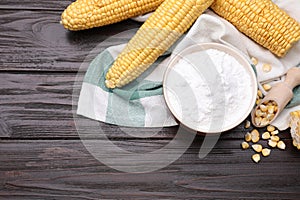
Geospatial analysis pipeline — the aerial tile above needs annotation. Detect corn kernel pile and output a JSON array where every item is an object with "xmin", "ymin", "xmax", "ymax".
[
  {"xmin": 243, "ymin": 57, "xmax": 299, "ymax": 162},
  {"xmin": 254, "ymin": 100, "xmax": 278, "ymax": 126},
  {"xmin": 251, "ymin": 58, "xmax": 278, "ymax": 127},
  {"xmin": 241, "ymin": 121, "xmax": 286, "ymax": 163}
]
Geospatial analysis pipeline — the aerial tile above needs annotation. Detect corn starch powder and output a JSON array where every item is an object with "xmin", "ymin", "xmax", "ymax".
[{"xmin": 165, "ymin": 48, "xmax": 254, "ymax": 132}]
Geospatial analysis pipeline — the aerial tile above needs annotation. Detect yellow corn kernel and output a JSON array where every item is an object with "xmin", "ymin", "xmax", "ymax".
[
  {"xmin": 252, "ymin": 153, "xmax": 261, "ymax": 163},
  {"xmin": 241, "ymin": 141, "xmax": 250, "ymax": 149},
  {"xmin": 257, "ymin": 90, "xmax": 263, "ymax": 99},
  {"xmin": 262, "ymin": 132, "xmax": 271, "ymax": 140},
  {"xmin": 267, "ymin": 125, "xmax": 275, "ymax": 132},
  {"xmin": 105, "ymin": 0, "xmax": 214, "ymax": 88},
  {"xmin": 260, "ymin": 118, "xmax": 269, "ymax": 127},
  {"xmin": 268, "ymin": 139, "xmax": 277, "ymax": 148},
  {"xmin": 244, "ymin": 120, "xmax": 251, "ymax": 129},
  {"xmin": 61, "ymin": 0, "xmax": 165, "ymax": 31},
  {"xmin": 251, "ymin": 129, "xmax": 260, "ymax": 143},
  {"xmin": 254, "ymin": 117, "xmax": 262, "ymax": 126},
  {"xmin": 262, "ymin": 148, "xmax": 271, "ymax": 157},
  {"xmin": 211, "ymin": 0, "xmax": 300, "ymax": 57},
  {"xmin": 252, "ymin": 144, "xmax": 263, "ymax": 153},
  {"xmin": 270, "ymin": 135, "xmax": 280, "ymax": 142},
  {"xmin": 271, "ymin": 130, "xmax": 279, "ymax": 135},
  {"xmin": 251, "ymin": 57, "xmax": 258, "ymax": 65},
  {"xmin": 256, "ymin": 99, "xmax": 262, "ymax": 105},
  {"xmin": 277, "ymin": 141, "xmax": 286, "ymax": 150},
  {"xmin": 263, "ymin": 84, "xmax": 272, "ymax": 91},
  {"xmin": 262, "ymin": 63, "xmax": 272, "ymax": 73},
  {"xmin": 245, "ymin": 132, "xmax": 252, "ymax": 142},
  {"xmin": 259, "ymin": 105, "xmax": 267, "ymax": 112}
]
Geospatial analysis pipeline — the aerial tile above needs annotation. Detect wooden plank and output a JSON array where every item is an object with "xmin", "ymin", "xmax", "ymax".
[
  {"xmin": 0, "ymin": 10, "xmax": 140, "ymax": 72},
  {"xmin": 0, "ymin": 72, "xmax": 179, "ymax": 138},
  {"xmin": 0, "ymin": 72, "xmax": 292, "ymax": 139},
  {"xmin": 0, "ymin": 0, "xmax": 71, "ymax": 11},
  {"xmin": 0, "ymin": 140, "xmax": 299, "ymax": 199},
  {"xmin": 0, "ymin": 73, "xmax": 74, "ymax": 138},
  {"xmin": 0, "ymin": 72, "xmax": 246, "ymax": 139}
]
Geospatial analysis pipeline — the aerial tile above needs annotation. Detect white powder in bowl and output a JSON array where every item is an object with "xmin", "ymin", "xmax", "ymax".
[{"xmin": 164, "ymin": 48, "xmax": 255, "ymax": 132}]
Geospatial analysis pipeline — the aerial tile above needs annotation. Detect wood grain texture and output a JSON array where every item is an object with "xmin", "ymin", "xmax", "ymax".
[
  {"xmin": 1, "ymin": 1, "xmax": 300, "ymax": 199},
  {"xmin": 0, "ymin": 72, "xmax": 282, "ymax": 140},
  {"xmin": 0, "ymin": 0, "xmax": 71, "ymax": 10},
  {"xmin": 1, "ymin": 140, "xmax": 299, "ymax": 200},
  {"xmin": 0, "ymin": 9, "xmax": 140, "ymax": 72}
]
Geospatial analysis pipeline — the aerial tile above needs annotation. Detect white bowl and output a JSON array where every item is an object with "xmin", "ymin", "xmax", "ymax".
[{"xmin": 163, "ymin": 43, "xmax": 257, "ymax": 133}]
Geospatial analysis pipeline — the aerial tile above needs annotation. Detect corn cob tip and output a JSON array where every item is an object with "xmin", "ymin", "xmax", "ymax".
[
  {"xmin": 105, "ymin": 80, "xmax": 115, "ymax": 89},
  {"xmin": 61, "ymin": 0, "xmax": 164, "ymax": 31}
]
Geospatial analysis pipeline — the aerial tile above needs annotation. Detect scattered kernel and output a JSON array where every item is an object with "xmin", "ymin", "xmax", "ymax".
[
  {"xmin": 277, "ymin": 141, "xmax": 286, "ymax": 150},
  {"xmin": 252, "ymin": 153, "xmax": 261, "ymax": 163},
  {"xmin": 241, "ymin": 142, "xmax": 250, "ymax": 149},
  {"xmin": 268, "ymin": 139, "xmax": 277, "ymax": 148},
  {"xmin": 252, "ymin": 144, "xmax": 263, "ymax": 153},
  {"xmin": 251, "ymin": 129, "xmax": 260, "ymax": 143},
  {"xmin": 262, "ymin": 63, "xmax": 272, "ymax": 73},
  {"xmin": 256, "ymin": 99, "xmax": 262, "ymax": 105},
  {"xmin": 270, "ymin": 135, "xmax": 280, "ymax": 142},
  {"xmin": 263, "ymin": 83, "xmax": 272, "ymax": 91},
  {"xmin": 244, "ymin": 120, "xmax": 251, "ymax": 129},
  {"xmin": 251, "ymin": 57, "xmax": 258, "ymax": 65},
  {"xmin": 262, "ymin": 132, "xmax": 271, "ymax": 140},
  {"xmin": 267, "ymin": 125, "xmax": 275, "ymax": 132},
  {"xmin": 271, "ymin": 130, "xmax": 279, "ymax": 135},
  {"xmin": 245, "ymin": 132, "xmax": 252, "ymax": 142},
  {"xmin": 262, "ymin": 148, "xmax": 271, "ymax": 157},
  {"xmin": 257, "ymin": 90, "xmax": 263, "ymax": 98}
]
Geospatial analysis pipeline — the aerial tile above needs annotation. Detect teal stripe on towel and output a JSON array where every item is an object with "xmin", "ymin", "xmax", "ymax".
[
  {"xmin": 106, "ymin": 92, "xmax": 146, "ymax": 127},
  {"xmin": 83, "ymin": 48, "xmax": 165, "ymax": 127},
  {"xmin": 83, "ymin": 50, "xmax": 112, "ymax": 93}
]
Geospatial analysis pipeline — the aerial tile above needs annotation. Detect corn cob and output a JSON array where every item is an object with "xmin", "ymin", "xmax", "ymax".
[
  {"xmin": 105, "ymin": 0, "xmax": 214, "ymax": 88},
  {"xmin": 210, "ymin": 0, "xmax": 300, "ymax": 57},
  {"xmin": 61, "ymin": 0, "xmax": 164, "ymax": 31},
  {"xmin": 290, "ymin": 110, "xmax": 300, "ymax": 150}
]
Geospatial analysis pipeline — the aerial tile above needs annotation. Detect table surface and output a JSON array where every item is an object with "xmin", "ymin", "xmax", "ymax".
[{"xmin": 1, "ymin": 1, "xmax": 300, "ymax": 199}]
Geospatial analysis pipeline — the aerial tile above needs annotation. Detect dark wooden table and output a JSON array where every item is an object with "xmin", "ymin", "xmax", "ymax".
[{"xmin": 1, "ymin": 1, "xmax": 300, "ymax": 199}]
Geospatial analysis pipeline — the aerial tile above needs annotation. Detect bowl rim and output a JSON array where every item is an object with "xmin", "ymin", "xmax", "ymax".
[{"xmin": 162, "ymin": 42, "xmax": 257, "ymax": 133}]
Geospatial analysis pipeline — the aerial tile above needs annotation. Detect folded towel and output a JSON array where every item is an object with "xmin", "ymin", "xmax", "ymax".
[{"xmin": 77, "ymin": 0, "xmax": 300, "ymax": 131}]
